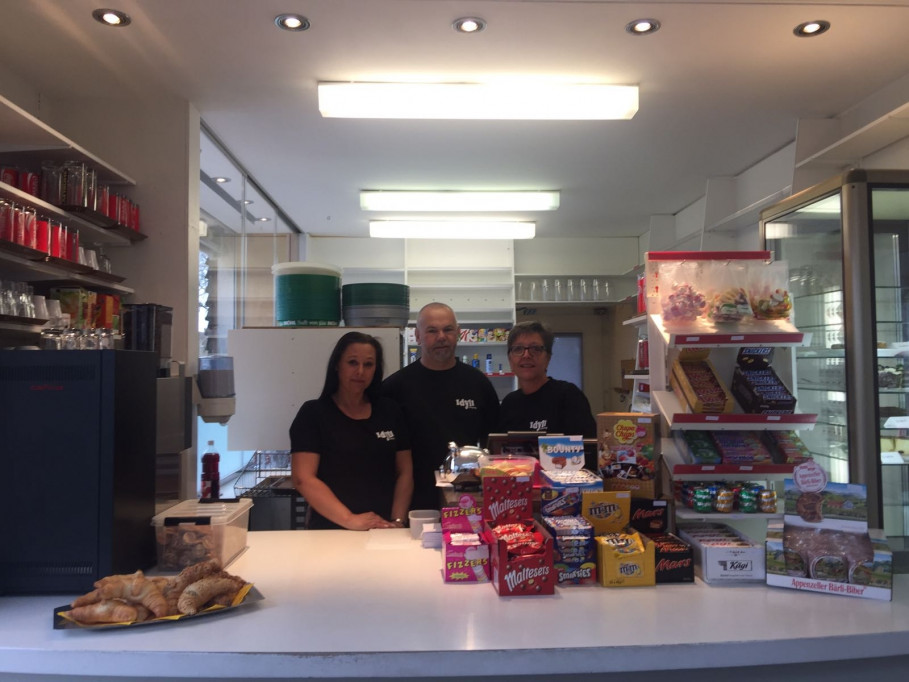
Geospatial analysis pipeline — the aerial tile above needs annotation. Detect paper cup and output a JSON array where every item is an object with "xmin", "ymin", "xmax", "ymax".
[{"xmin": 408, "ymin": 510, "xmax": 441, "ymax": 539}]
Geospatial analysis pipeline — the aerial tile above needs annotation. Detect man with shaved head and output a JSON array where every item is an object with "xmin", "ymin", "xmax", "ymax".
[{"xmin": 383, "ymin": 302, "xmax": 499, "ymax": 510}]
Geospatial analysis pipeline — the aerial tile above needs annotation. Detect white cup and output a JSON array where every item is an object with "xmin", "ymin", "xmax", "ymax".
[{"xmin": 408, "ymin": 509, "xmax": 441, "ymax": 539}]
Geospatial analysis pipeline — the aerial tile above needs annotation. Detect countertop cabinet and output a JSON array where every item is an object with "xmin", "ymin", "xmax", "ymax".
[{"xmin": 0, "ymin": 94, "xmax": 143, "ymax": 343}]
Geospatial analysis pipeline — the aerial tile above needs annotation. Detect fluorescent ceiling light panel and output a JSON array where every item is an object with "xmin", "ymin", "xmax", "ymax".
[
  {"xmin": 360, "ymin": 190, "xmax": 560, "ymax": 212},
  {"xmin": 370, "ymin": 220, "xmax": 535, "ymax": 239},
  {"xmin": 319, "ymin": 82, "xmax": 638, "ymax": 120}
]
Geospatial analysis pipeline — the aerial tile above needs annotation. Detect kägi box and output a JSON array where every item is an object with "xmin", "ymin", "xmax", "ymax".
[
  {"xmin": 596, "ymin": 412, "xmax": 660, "ymax": 499},
  {"xmin": 151, "ymin": 498, "xmax": 252, "ymax": 571},
  {"xmin": 678, "ymin": 523, "xmax": 765, "ymax": 583},
  {"xmin": 486, "ymin": 519, "xmax": 555, "ymax": 596}
]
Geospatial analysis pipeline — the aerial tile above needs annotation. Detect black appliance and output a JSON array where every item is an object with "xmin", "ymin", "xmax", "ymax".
[{"xmin": 0, "ymin": 350, "xmax": 157, "ymax": 594}]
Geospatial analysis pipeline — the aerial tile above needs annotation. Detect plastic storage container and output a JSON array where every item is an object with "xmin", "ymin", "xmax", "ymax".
[
  {"xmin": 272, "ymin": 261, "xmax": 341, "ymax": 327},
  {"xmin": 151, "ymin": 498, "xmax": 252, "ymax": 571}
]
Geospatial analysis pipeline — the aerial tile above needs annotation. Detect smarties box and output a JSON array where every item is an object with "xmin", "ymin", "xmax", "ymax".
[{"xmin": 596, "ymin": 412, "xmax": 660, "ymax": 499}]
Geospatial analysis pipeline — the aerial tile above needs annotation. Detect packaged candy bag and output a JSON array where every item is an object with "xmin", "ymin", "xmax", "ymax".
[
  {"xmin": 748, "ymin": 260, "xmax": 792, "ymax": 320},
  {"xmin": 658, "ymin": 261, "xmax": 706, "ymax": 327},
  {"xmin": 704, "ymin": 260, "xmax": 752, "ymax": 323}
]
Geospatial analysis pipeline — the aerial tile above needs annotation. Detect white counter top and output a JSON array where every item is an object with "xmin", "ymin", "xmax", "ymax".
[{"xmin": 2, "ymin": 529, "xmax": 909, "ymax": 680}]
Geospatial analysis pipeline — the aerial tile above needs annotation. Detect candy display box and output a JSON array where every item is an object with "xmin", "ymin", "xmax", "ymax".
[
  {"xmin": 482, "ymin": 475, "xmax": 533, "ymax": 526},
  {"xmin": 670, "ymin": 349, "xmax": 734, "ymax": 414},
  {"xmin": 596, "ymin": 530, "xmax": 655, "ymax": 587},
  {"xmin": 152, "ymin": 498, "xmax": 252, "ymax": 571},
  {"xmin": 596, "ymin": 412, "xmax": 660, "ymax": 499},
  {"xmin": 628, "ymin": 497, "xmax": 670, "ymax": 534},
  {"xmin": 649, "ymin": 532, "xmax": 694, "ymax": 583},
  {"xmin": 544, "ymin": 516, "xmax": 597, "ymax": 587},
  {"xmin": 441, "ymin": 493, "xmax": 484, "ymax": 534},
  {"xmin": 539, "ymin": 468, "xmax": 603, "ymax": 517},
  {"xmin": 581, "ymin": 490, "xmax": 631, "ymax": 536},
  {"xmin": 678, "ymin": 523, "xmax": 765, "ymax": 584},
  {"xmin": 442, "ymin": 532, "xmax": 490, "ymax": 583},
  {"xmin": 486, "ymin": 519, "xmax": 556, "ymax": 596}
]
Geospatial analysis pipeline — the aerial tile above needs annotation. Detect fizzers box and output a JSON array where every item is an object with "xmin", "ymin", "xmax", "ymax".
[{"xmin": 442, "ymin": 531, "xmax": 490, "ymax": 583}]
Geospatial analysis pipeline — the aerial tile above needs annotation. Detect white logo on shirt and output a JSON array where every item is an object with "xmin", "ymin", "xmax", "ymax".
[
  {"xmin": 455, "ymin": 398, "xmax": 477, "ymax": 410},
  {"xmin": 375, "ymin": 430, "xmax": 395, "ymax": 441},
  {"xmin": 529, "ymin": 420, "xmax": 547, "ymax": 431}
]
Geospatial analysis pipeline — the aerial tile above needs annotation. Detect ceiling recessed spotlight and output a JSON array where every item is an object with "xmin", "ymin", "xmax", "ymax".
[
  {"xmin": 794, "ymin": 20, "xmax": 830, "ymax": 37},
  {"xmin": 625, "ymin": 18, "xmax": 660, "ymax": 35},
  {"xmin": 243, "ymin": 199, "xmax": 254, "ymax": 205},
  {"xmin": 256, "ymin": 217, "xmax": 271, "ymax": 222},
  {"xmin": 275, "ymin": 13, "xmax": 310, "ymax": 31},
  {"xmin": 92, "ymin": 8, "xmax": 131, "ymax": 27},
  {"xmin": 213, "ymin": 177, "xmax": 230, "ymax": 184},
  {"xmin": 453, "ymin": 17, "xmax": 486, "ymax": 33}
]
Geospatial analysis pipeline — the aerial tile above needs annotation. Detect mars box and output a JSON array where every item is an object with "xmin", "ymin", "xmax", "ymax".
[
  {"xmin": 628, "ymin": 497, "xmax": 670, "ymax": 534},
  {"xmin": 596, "ymin": 412, "xmax": 660, "ymax": 498},
  {"xmin": 649, "ymin": 532, "xmax": 694, "ymax": 583}
]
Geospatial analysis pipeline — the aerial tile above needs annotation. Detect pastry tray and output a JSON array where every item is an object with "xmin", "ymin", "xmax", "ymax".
[{"xmin": 53, "ymin": 584, "xmax": 261, "ymax": 630}]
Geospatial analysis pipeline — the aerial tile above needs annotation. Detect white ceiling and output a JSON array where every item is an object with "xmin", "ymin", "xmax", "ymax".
[{"xmin": 3, "ymin": 0, "xmax": 909, "ymax": 241}]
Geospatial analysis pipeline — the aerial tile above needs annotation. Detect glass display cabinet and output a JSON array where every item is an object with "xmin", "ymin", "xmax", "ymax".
[{"xmin": 761, "ymin": 169, "xmax": 909, "ymax": 565}]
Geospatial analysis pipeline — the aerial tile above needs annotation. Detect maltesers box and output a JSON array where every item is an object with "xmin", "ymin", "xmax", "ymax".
[
  {"xmin": 596, "ymin": 530, "xmax": 655, "ymax": 587},
  {"xmin": 151, "ymin": 498, "xmax": 252, "ymax": 571},
  {"xmin": 678, "ymin": 523, "xmax": 765, "ymax": 584},
  {"xmin": 628, "ymin": 497, "xmax": 670, "ymax": 534},
  {"xmin": 596, "ymin": 412, "xmax": 660, "ymax": 499},
  {"xmin": 539, "ymin": 468, "xmax": 603, "ymax": 517},
  {"xmin": 649, "ymin": 532, "xmax": 694, "ymax": 583},
  {"xmin": 482, "ymin": 475, "xmax": 533, "ymax": 525},
  {"xmin": 442, "ymin": 532, "xmax": 490, "ymax": 583},
  {"xmin": 581, "ymin": 490, "xmax": 631, "ymax": 536},
  {"xmin": 486, "ymin": 519, "xmax": 555, "ymax": 596}
]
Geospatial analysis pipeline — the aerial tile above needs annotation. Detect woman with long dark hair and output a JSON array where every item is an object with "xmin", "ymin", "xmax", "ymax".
[{"xmin": 290, "ymin": 332, "xmax": 413, "ymax": 530}]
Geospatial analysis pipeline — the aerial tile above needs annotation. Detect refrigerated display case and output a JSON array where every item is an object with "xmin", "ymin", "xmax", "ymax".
[{"xmin": 761, "ymin": 170, "xmax": 909, "ymax": 560}]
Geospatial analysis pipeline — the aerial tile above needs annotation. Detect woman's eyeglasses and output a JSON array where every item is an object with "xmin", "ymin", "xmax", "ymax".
[{"xmin": 508, "ymin": 344, "xmax": 547, "ymax": 357}]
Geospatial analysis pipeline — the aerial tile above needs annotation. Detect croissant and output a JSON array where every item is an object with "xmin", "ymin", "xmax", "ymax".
[
  {"xmin": 94, "ymin": 570, "xmax": 169, "ymax": 618},
  {"xmin": 177, "ymin": 577, "xmax": 238, "ymax": 615},
  {"xmin": 63, "ymin": 599, "xmax": 139, "ymax": 624}
]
